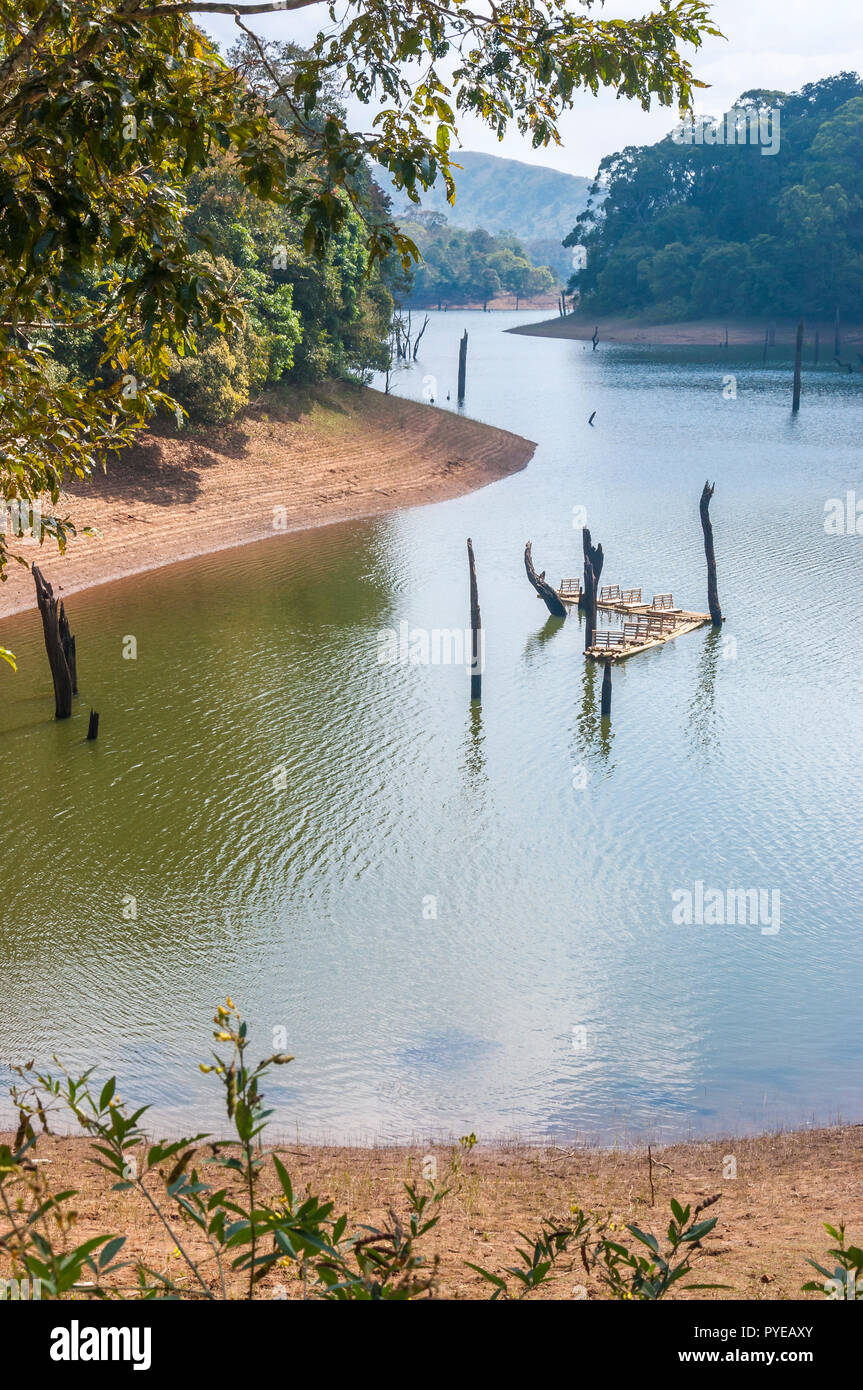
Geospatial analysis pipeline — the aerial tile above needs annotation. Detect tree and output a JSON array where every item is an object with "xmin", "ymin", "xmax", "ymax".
[
  {"xmin": 566, "ymin": 71, "xmax": 863, "ymax": 325},
  {"xmin": 0, "ymin": 0, "xmax": 718, "ymax": 633}
]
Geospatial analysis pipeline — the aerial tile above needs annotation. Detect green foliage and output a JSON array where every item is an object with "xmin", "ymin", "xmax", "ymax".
[
  {"xmin": 803, "ymin": 1224, "xmax": 863, "ymax": 1300},
  {"xmin": 587, "ymin": 1196, "xmax": 726, "ymax": 1299},
  {"xmin": 568, "ymin": 72, "xmax": 863, "ymax": 321},
  {"xmin": 5, "ymin": 1001, "xmax": 450, "ymax": 1300},
  {"xmin": 402, "ymin": 216, "xmax": 556, "ymax": 306},
  {"xmin": 0, "ymin": 2, "xmax": 284, "ymax": 586},
  {"xmin": 0, "ymin": 0, "xmax": 716, "ymax": 599},
  {"xmin": 468, "ymin": 1213, "xmax": 591, "ymax": 1299},
  {"xmin": 171, "ymin": 337, "xmax": 251, "ymax": 425}
]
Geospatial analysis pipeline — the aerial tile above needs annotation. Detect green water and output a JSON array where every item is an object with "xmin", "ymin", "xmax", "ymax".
[{"xmin": 2, "ymin": 310, "xmax": 862, "ymax": 1143}]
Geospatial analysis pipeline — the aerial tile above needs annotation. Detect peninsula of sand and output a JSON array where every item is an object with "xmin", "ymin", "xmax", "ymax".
[
  {"xmin": 509, "ymin": 313, "xmax": 863, "ymax": 350},
  {"xmin": 0, "ymin": 384, "xmax": 535, "ymax": 620}
]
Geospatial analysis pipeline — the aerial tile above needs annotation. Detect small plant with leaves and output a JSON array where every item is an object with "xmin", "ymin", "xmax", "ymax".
[
  {"xmin": 590, "ymin": 1196, "xmax": 726, "ymax": 1300},
  {"xmin": 5, "ymin": 1001, "xmax": 448, "ymax": 1300},
  {"xmin": 803, "ymin": 1224, "xmax": 863, "ymax": 1300},
  {"xmin": 314, "ymin": 1181, "xmax": 449, "ymax": 1300},
  {"xmin": 0, "ymin": 1128, "xmax": 130, "ymax": 1299},
  {"xmin": 468, "ymin": 1211, "xmax": 593, "ymax": 1300}
]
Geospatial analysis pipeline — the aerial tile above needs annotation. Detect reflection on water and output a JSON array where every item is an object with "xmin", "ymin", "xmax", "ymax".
[
  {"xmin": 688, "ymin": 625, "xmax": 723, "ymax": 759},
  {"xmin": 462, "ymin": 702, "xmax": 487, "ymax": 790},
  {"xmin": 1, "ymin": 310, "xmax": 862, "ymax": 1144}
]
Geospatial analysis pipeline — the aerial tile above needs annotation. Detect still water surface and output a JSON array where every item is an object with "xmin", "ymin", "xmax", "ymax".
[{"xmin": 2, "ymin": 310, "xmax": 862, "ymax": 1142}]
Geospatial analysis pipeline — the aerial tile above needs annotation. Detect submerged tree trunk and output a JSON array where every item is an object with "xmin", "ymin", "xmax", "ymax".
[
  {"xmin": 457, "ymin": 330, "xmax": 468, "ymax": 401},
  {"xmin": 699, "ymin": 482, "xmax": 723, "ymax": 627},
  {"xmin": 33, "ymin": 565, "xmax": 74, "ymax": 718},
  {"xmin": 582, "ymin": 528, "xmax": 604, "ymax": 649},
  {"xmin": 524, "ymin": 542, "xmax": 567, "ymax": 618},
  {"xmin": 467, "ymin": 537, "xmax": 482, "ymax": 702},
  {"xmin": 58, "ymin": 602, "xmax": 78, "ymax": 694}
]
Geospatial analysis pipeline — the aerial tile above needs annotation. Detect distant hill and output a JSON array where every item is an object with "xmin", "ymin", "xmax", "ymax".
[{"xmin": 375, "ymin": 151, "xmax": 591, "ymax": 279}]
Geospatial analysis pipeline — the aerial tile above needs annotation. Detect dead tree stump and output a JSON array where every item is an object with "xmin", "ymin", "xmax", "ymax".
[
  {"xmin": 524, "ymin": 542, "xmax": 567, "ymax": 618},
  {"xmin": 457, "ymin": 331, "xmax": 468, "ymax": 402},
  {"xmin": 467, "ymin": 537, "xmax": 482, "ymax": 702},
  {"xmin": 582, "ymin": 528, "xmax": 604, "ymax": 650},
  {"xmin": 58, "ymin": 602, "xmax": 78, "ymax": 694},
  {"xmin": 33, "ymin": 565, "xmax": 74, "ymax": 719},
  {"xmin": 699, "ymin": 482, "xmax": 723, "ymax": 627},
  {"xmin": 86, "ymin": 709, "xmax": 100, "ymax": 741}
]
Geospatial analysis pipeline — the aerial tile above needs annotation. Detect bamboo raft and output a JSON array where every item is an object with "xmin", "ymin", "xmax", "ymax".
[{"xmin": 555, "ymin": 580, "xmax": 711, "ymax": 661}]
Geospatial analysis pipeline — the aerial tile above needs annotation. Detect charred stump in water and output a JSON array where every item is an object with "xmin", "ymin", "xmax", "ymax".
[
  {"xmin": 58, "ymin": 601, "xmax": 77, "ymax": 694},
  {"xmin": 86, "ymin": 709, "xmax": 100, "ymax": 741},
  {"xmin": 524, "ymin": 542, "xmax": 567, "ymax": 618},
  {"xmin": 582, "ymin": 528, "xmax": 604, "ymax": 650},
  {"xmin": 33, "ymin": 565, "xmax": 74, "ymax": 719},
  {"xmin": 467, "ymin": 537, "xmax": 482, "ymax": 701},
  {"xmin": 457, "ymin": 331, "xmax": 468, "ymax": 402},
  {"xmin": 699, "ymin": 482, "xmax": 723, "ymax": 627}
]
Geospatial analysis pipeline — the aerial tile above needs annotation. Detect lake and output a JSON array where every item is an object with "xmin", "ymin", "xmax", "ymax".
[{"xmin": 2, "ymin": 309, "xmax": 862, "ymax": 1144}]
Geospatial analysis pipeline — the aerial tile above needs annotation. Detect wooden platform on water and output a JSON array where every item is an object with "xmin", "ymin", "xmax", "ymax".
[{"xmin": 555, "ymin": 583, "xmax": 712, "ymax": 662}]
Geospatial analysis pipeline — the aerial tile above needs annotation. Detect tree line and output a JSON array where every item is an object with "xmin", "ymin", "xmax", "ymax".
[
  {"xmin": 567, "ymin": 73, "xmax": 863, "ymax": 323},
  {"xmin": 400, "ymin": 212, "xmax": 556, "ymax": 309}
]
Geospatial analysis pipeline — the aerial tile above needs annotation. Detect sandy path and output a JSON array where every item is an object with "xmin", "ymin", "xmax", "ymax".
[
  {"xmin": 509, "ymin": 314, "xmax": 863, "ymax": 349},
  {"xmin": 0, "ymin": 384, "xmax": 535, "ymax": 621}
]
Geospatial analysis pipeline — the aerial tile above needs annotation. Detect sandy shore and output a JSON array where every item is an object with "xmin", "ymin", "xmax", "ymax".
[
  {"xmin": 509, "ymin": 314, "xmax": 863, "ymax": 349},
  {"xmin": 2, "ymin": 1125, "xmax": 859, "ymax": 1299},
  {"xmin": 0, "ymin": 383, "xmax": 535, "ymax": 621}
]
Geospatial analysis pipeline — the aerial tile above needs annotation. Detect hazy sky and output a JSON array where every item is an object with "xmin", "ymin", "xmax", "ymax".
[{"xmin": 201, "ymin": 0, "xmax": 863, "ymax": 180}]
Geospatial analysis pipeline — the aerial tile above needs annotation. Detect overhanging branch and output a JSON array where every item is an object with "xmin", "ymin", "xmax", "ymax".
[{"xmin": 133, "ymin": 1, "xmax": 325, "ymax": 15}]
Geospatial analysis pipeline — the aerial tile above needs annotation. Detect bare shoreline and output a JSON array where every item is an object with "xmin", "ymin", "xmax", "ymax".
[
  {"xmin": 509, "ymin": 313, "xmax": 863, "ymax": 348},
  {"xmin": 2, "ymin": 1123, "xmax": 859, "ymax": 1299},
  {"xmin": 0, "ymin": 383, "xmax": 535, "ymax": 622}
]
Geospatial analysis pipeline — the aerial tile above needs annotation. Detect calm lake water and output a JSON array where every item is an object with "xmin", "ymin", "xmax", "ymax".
[{"xmin": 2, "ymin": 310, "xmax": 862, "ymax": 1144}]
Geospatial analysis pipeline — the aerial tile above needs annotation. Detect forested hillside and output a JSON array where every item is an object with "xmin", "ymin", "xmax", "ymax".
[
  {"xmin": 567, "ymin": 73, "xmax": 863, "ymax": 322},
  {"xmin": 399, "ymin": 214, "xmax": 556, "ymax": 307},
  {"xmin": 379, "ymin": 150, "xmax": 591, "ymax": 280}
]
